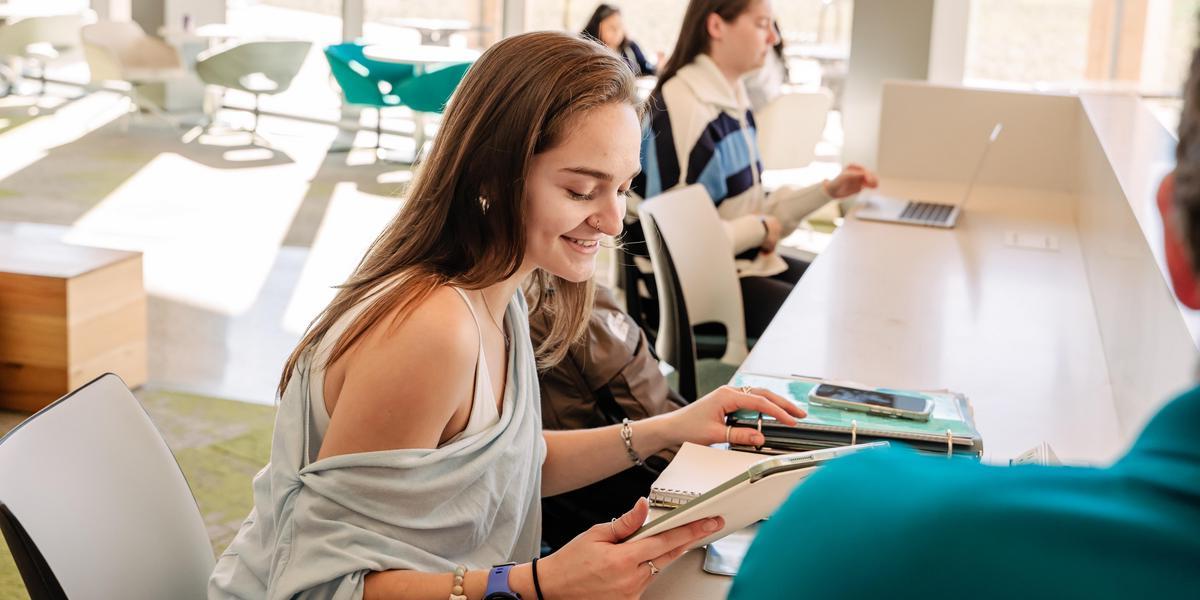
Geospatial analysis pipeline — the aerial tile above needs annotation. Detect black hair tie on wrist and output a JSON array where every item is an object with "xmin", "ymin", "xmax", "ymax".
[{"xmin": 532, "ymin": 557, "xmax": 546, "ymax": 600}]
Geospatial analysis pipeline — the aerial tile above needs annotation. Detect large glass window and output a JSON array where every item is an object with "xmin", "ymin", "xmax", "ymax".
[
  {"xmin": 966, "ymin": 0, "xmax": 1200, "ymax": 98},
  {"xmin": 523, "ymin": 0, "xmax": 852, "ymax": 84},
  {"xmin": 363, "ymin": 0, "xmax": 502, "ymax": 49}
]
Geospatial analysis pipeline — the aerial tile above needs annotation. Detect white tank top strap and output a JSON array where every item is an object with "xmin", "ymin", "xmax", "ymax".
[
  {"xmin": 309, "ymin": 281, "xmax": 501, "ymax": 446},
  {"xmin": 446, "ymin": 287, "xmax": 500, "ymax": 444}
]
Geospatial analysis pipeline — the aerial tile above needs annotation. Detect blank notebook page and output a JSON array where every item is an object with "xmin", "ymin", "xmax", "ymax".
[{"xmin": 650, "ymin": 443, "xmax": 766, "ymax": 505}]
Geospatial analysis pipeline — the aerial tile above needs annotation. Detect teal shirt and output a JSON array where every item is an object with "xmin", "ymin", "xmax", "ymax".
[{"xmin": 731, "ymin": 386, "xmax": 1200, "ymax": 598}]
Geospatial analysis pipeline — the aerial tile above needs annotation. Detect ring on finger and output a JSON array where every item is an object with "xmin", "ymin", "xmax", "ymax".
[
  {"xmin": 740, "ymin": 385, "xmax": 752, "ymax": 395},
  {"xmin": 609, "ymin": 518, "xmax": 618, "ymax": 540},
  {"xmin": 645, "ymin": 560, "xmax": 660, "ymax": 576},
  {"xmin": 725, "ymin": 424, "xmax": 732, "ymax": 445}
]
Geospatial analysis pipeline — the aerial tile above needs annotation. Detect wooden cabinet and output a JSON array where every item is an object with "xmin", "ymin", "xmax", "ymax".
[{"xmin": 0, "ymin": 236, "xmax": 147, "ymax": 411}]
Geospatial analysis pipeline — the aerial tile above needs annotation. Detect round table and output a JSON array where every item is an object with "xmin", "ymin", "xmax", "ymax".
[
  {"xmin": 362, "ymin": 44, "xmax": 481, "ymax": 70},
  {"xmin": 385, "ymin": 17, "xmax": 477, "ymax": 46}
]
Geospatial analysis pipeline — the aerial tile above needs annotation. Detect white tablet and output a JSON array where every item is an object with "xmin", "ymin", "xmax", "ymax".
[{"xmin": 626, "ymin": 442, "xmax": 888, "ymax": 549}]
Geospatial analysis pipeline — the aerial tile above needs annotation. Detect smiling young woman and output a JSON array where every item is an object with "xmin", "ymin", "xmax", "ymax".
[{"xmin": 208, "ymin": 30, "xmax": 802, "ymax": 600}]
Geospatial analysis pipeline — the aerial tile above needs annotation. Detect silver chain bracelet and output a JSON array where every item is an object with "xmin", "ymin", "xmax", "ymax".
[{"xmin": 620, "ymin": 418, "xmax": 643, "ymax": 466}]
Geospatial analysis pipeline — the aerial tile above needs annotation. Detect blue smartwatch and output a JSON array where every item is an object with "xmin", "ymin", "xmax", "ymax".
[{"xmin": 484, "ymin": 562, "xmax": 521, "ymax": 600}]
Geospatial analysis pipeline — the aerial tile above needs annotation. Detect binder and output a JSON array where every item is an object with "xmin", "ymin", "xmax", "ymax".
[{"xmin": 727, "ymin": 373, "xmax": 984, "ymax": 457}]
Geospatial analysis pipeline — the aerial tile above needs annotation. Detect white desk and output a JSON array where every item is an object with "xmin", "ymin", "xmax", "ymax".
[
  {"xmin": 744, "ymin": 179, "xmax": 1118, "ymax": 462},
  {"xmin": 646, "ymin": 81, "xmax": 1199, "ymax": 596},
  {"xmin": 644, "ymin": 549, "xmax": 730, "ymax": 599}
]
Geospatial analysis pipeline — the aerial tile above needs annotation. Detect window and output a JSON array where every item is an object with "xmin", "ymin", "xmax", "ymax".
[{"xmin": 966, "ymin": 0, "xmax": 1200, "ymax": 98}]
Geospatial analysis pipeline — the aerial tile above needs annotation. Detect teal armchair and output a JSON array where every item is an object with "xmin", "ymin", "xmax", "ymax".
[
  {"xmin": 393, "ymin": 61, "xmax": 471, "ymax": 159},
  {"xmin": 324, "ymin": 42, "xmax": 416, "ymax": 153},
  {"xmin": 394, "ymin": 61, "xmax": 470, "ymax": 113}
]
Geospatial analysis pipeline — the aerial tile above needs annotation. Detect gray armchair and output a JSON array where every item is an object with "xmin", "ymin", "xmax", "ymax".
[{"xmin": 194, "ymin": 40, "xmax": 312, "ymax": 140}]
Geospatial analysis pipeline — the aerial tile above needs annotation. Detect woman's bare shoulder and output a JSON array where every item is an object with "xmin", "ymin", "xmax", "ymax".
[{"xmin": 317, "ymin": 285, "xmax": 482, "ymax": 458}]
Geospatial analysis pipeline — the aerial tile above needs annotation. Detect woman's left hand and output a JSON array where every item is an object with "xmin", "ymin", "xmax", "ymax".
[
  {"xmin": 663, "ymin": 385, "xmax": 806, "ymax": 448},
  {"xmin": 823, "ymin": 163, "xmax": 879, "ymax": 199}
]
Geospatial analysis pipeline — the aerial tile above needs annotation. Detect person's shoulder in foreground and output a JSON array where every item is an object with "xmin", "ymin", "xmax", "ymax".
[{"xmin": 731, "ymin": 385, "xmax": 1200, "ymax": 599}]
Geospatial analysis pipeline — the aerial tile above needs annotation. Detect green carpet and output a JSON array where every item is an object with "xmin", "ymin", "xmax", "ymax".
[{"xmin": 0, "ymin": 388, "xmax": 275, "ymax": 598}]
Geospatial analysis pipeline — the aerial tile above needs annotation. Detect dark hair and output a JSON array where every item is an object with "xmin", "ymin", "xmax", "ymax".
[
  {"xmin": 771, "ymin": 19, "xmax": 788, "ymax": 82},
  {"xmin": 653, "ymin": 0, "xmax": 756, "ymax": 98},
  {"xmin": 1176, "ymin": 31, "xmax": 1200, "ymax": 273},
  {"xmin": 582, "ymin": 4, "xmax": 627, "ymax": 53},
  {"xmin": 278, "ymin": 32, "xmax": 640, "ymax": 395}
]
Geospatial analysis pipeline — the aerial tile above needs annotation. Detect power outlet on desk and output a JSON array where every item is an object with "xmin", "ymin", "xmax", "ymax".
[{"xmin": 1004, "ymin": 231, "xmax": 1060, "ymax": 252}]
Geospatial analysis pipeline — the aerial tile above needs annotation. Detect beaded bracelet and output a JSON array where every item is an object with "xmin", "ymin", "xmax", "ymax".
[
  {"xmin": 449, "ymin": 564, "xmax": 466, "ymax": 600},
  {"xmin": 620, "ymin": 418, "xmax": 643, "ymax": 466}
]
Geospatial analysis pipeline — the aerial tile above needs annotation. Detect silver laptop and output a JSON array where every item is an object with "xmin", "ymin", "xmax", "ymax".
[{"xmin": 855, "ymin": 123, "xmax": 1003, "ymax": 229}]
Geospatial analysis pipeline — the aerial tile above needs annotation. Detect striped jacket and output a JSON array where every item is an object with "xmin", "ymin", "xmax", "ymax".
[{"xmin": 633, "ymin": 54, "xmax": 828, "ymax": 278}]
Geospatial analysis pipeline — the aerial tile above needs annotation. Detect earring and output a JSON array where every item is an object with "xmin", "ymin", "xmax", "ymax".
[{"xmin": 478, "ymin": 196, "xmax": 489, "ymax": 212}]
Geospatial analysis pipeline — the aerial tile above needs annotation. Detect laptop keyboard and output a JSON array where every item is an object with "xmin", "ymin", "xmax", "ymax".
[{"xmin": 899, "ymin": 201, "xmax": 956, "ymax": 225}]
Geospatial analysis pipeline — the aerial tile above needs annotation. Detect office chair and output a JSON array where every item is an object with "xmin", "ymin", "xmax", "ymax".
[
  {"xmin": 638, "ymin": 185, "xmax": 747, "ymax": 400},
  {"xmin": 755, "ymin": 90, "xmax": 832, "ymax": 170},
  {"xmin": 0, "ymin": 373, "xmax": 214, "ymax": 599}
]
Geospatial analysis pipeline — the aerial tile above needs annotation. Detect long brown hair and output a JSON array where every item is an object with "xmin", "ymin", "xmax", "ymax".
[
  {"xmin": 653, "ymin": 0, "xmax": 756, "ymax": 98},
  {"xmin": 278, "ymin": 31, "xmax": 640, "ymax": 396}
]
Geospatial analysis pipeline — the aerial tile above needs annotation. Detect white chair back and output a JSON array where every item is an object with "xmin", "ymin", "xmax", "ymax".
[
  {"xmin": 755, "ymin": 90, "xmax": 833, "ymax": 170},
  {"xmin": 0, "ymin": 374, "xmax": 214, "ymax": 599},
  {"xmin": 0, "ymin": 14, "xmax": 83, "ymax": 58},
  {"xmin": 638, "ymin": 184, "xmax": 748, "ymax": 367}
]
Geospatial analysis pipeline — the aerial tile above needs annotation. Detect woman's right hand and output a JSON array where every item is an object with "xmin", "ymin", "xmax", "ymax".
[
  {"xmin": 536, "ymin": 497, "xmax": 723, "ymax": 599},
  {"xmin": 760, "ymin": 215, "xmax": 783, "ymax": 254}
]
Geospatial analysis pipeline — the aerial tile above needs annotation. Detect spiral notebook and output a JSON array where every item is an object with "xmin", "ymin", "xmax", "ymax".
[{"xmin": 648, "ymin": 443, "xmax": 765, "ymax": 508}]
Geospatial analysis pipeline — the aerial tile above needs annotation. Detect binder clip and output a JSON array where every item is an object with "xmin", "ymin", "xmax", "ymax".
[
  {"xmin": 945, "ymin": 429, "xmax": 954, "ymax": 458},
  {"xmin": 850, "ymin": 419, "xmax": 857, "ymax": 446}
]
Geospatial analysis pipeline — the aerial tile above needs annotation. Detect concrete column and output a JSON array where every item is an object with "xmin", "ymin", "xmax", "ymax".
[
  {"xmin": 502, "ymin": 0, "xmax": 525, "ymax": 39},
  {"xmin": 342, "ymin": 0, "xmax": 364, "ymax": 41},
  {"xmin": 132, "ymin": 0, "xmax": 223, "ymax": 35},
  {"xmin": 91, "ymin": 0, "xmax": 131, "ymax": 21},
  {"xmin": 841, "ymin": 0, "xmax": 970, "ymax": 166}
]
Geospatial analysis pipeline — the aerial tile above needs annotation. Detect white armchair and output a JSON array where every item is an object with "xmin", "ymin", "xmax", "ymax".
[
  {"xmin": 0, "ymin": 13, "xmax": 84, "ymax": 96},
  {"xmin": 81, "ymin": 20, "xmax": 183, "ymax": 120}
]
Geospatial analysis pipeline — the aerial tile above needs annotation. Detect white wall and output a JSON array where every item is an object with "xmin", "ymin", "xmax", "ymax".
[{"xmin": 842, "ymin": 0, "xmax": 969, "ymax": 165}]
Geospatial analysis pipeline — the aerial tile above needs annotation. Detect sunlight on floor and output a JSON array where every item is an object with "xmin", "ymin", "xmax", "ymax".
[
  {"xmin": 0, "ymin": 92, "xmax": 127, "ymax": 182},
  {"xmin": 64, "ymin": 151, "xmax": 312, "ymax": 315},
  {"xmin": 282, "ymin": 181, "xmax": 403, "ymax": 333}
]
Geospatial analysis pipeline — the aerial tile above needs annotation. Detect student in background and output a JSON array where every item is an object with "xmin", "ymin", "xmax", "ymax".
[
  {"xmin": 732, "ymin": 34, "xmax": 1200, "ymax": 599},
  {"xmin": 582, "ymin": 3, "xmax": 658, "ymax": 76},
  {"xmin": 744, "ymin": 19, "xmax": 788, "ymax": 113},
  {"xmin": 632, "ymin": 0, "xmax": 877, "ymax": 339},
  {"xmin": 209, "ymin": 31, "xmax": 804, "ymax": 600}
]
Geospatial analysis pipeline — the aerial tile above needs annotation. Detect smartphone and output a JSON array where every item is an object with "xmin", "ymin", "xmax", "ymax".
[{"xmin": 808, "ymin": 383, "xmax": 933, "ymax": 421}]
